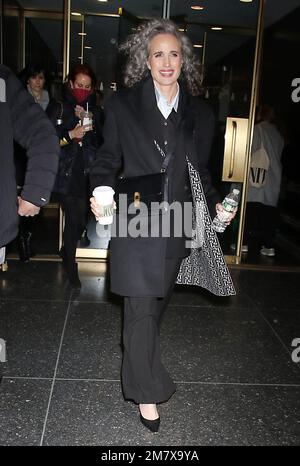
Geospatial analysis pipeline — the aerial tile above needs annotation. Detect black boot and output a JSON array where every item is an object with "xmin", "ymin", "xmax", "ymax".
[
  {"xmin": 18, "ymin": 233, "xmax": 30, "ymax": 262},
  {"xmin": 78, "ymin": 229, "xmax": 90, "ymax": 248},
  {"xmin": 59, "ymin": 246, "xmax": 67, "ymax": 266},
  {"xmin": 25, "ymin": 231, "xmax": 35, "ymax": 258}
]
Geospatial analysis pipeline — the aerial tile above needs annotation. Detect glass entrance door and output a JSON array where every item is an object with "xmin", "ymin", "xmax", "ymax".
[{"xmin": 168, "ymin": 0, "xmax": 264, "ymax": 264}]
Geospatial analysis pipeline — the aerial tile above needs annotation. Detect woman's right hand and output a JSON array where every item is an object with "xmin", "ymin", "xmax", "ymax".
[
  {"xmin": 90, "ymin": 196, "xmax": 116, "ymax": 220},
  {"xmin": 69, "ymin": 123, "xmax": 85, "ymax": 140},
  {"xmin": 90, "ymin": 196, "xmax": 103, "ymax": 220}
]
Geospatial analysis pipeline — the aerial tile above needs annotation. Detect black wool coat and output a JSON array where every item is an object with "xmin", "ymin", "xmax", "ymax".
[
  {"xmin": 90, "ymin": 77, "xmax": 220, "ymax": 297},
  {"xmin": 48, "ymin": 88, "xmax": 104, "ymax": 196},
  {"xmin": 0, "ymin": 65, "xmax": 59, "ymax": 248}
]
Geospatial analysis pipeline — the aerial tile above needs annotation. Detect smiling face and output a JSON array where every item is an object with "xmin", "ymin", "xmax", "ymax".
[{"xmin": 147, "ymin": 33, "xmax": 183, "ymax": 94}]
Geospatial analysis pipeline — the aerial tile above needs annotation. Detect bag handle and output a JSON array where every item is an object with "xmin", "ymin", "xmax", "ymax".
[{"xmin": 257, "ymin": 123, "xmax": 266, "ymax": 150}]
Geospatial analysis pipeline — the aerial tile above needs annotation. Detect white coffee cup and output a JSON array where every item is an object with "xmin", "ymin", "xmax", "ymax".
[{"xmin": 92, "ymin": 186, "xmax": 115, "ymax": 225}]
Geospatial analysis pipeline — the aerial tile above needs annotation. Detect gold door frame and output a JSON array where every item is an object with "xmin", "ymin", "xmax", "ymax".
[
  {"xmin": 221, "ymin": 0, "xmax": 265, "ymax": 264},
  {"xmin": 234, "ymin": 0, "xmax": 265, "ymax": 263}
]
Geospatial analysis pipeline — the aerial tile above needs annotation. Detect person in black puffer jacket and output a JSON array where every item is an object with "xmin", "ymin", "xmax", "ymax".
[
  {"xmin": 48, "ymin": 64, "xmax": 103, "ymax": 288},
  {"xmin": 0, "ymin": 65, "xmax": 59, "ymax": 251}
]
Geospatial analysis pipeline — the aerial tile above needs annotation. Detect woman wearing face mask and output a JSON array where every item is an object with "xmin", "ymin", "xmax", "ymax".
[{"xmin": 49, "ymin": 64, "xmax": 103, "ymax": 287}]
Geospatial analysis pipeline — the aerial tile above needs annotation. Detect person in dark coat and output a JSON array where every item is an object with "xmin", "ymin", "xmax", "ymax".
[
  {"xmin": 90, "ymin": 19, "xmax": 236, "ymax": 432},
  {"xmin": 0, "ymin": 64, "xmax": 59, "ymax": 251},
  {"xmin": 14, "ymin": 63, "xmax": 57, "ymax": 262},
  {"xmin": 48, "ymin": 64, "xmax": 103, "ymax": 288}
]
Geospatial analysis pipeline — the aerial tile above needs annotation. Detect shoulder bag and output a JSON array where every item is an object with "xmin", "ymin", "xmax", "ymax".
[
  {"xmin": 249, "ymin": 125, "xmax": 270, "ymax": 188},
  {"xmin": 115, "ymin": 140, "xmax": 174, "ymax": 214}
]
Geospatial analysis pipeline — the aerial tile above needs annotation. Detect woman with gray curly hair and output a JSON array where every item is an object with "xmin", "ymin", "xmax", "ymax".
[
  {"xmin": 119, "ymin": 18, "xmax": 203, "ymax": 95},
  {"xmin": 90, "ymin": 18, "xmax": 236, "ymax": 432}
]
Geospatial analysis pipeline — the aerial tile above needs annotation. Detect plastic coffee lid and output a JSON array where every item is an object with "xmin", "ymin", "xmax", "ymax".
[{"xmin": 93, "ymin": 186, "xmax": 115, "ymax": 193}]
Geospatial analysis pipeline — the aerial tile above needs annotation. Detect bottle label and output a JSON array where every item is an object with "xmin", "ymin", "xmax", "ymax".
[{"xmin": 222, "ymin": 199, "xmax": 236, "ymax": 212}]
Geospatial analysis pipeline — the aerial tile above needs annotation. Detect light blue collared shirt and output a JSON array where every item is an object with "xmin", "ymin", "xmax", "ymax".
[{"xmin": 154, "ymin": 81, "xmax": 179, "ymax": 120}]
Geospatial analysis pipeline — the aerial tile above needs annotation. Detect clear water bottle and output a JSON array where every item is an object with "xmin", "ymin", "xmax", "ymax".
[{"xmin": 212, "ymin": 188, "xmax": 240, "ymax": 233}]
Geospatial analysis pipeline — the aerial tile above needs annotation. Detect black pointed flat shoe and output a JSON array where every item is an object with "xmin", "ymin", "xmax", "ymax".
[{"xmin": 140, "ymin": 414, "xmax": 160, "ymax": 433}]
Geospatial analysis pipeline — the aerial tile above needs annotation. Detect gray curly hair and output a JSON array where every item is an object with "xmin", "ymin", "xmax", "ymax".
[{"xmin": 119, "ymin": 18, "xmax": 203, "ymax": 96}]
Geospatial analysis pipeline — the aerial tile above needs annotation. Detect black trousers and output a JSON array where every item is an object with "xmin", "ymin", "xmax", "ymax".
[
  {"xmin": 121, "ymin": 257, "xmax": 182, "ymax": 404},
  {"xmin": 244, "ymin": 202, "xmax": 279, "ymax": 249},
  {"xmin": 60, "ymin": 195, "xmax": 88, "ymax": 263}
]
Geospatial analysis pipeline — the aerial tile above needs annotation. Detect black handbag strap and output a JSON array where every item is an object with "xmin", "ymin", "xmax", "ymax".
[{"xmin": 153, "ymin": 139, "xmax": 175, "ymax": 173}]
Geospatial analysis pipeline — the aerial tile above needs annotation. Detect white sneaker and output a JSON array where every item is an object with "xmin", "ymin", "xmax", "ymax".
[
  {"xmin": 230, "ymin": 244, "xmax": 248, "ymax": 253},
  {"xmin": 260, "ymin": 246, "xmax": 275, "ymax": 257}
]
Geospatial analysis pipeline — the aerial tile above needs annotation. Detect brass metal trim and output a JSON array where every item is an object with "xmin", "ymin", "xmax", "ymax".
[
  {"xmin": 222, "ymin": 117, "xmax": 248, "ymax": 182},
  {"xmin": 63, "ymin": 0, "xmax": 70, "ymax": 79},
  {"xmin": 75, "ymin": 248, "xmax": 108, "ymax": 259},
  {"xmin": 224, "ymin": 255, "xmax": 240, "ymax": 265},
  {"xmin": 228, "ymin": 120, "xmax": 237, "ymax": 178},
  {"xmin": 236, "ymin": 0, "xmax": 265, "ymax": 261},
  {"xmin": 80, "ymin": 14, "xmax": 84, "ymax": 64},
  {"xmin": 134, "ymin": 192, "xmax": 141, "ymax": 208},
  {"xmin": 7, "ymin": 253, "xmax": 108, "ymax": 262},
  {"xmin": 202, "ymin": 31, "xmax": 207, "ymax": 66},
  {"xmin": 59, "ymin": 137, "xmax": 69, "ymax": 146},
  {"xmin": 228, "ymin": 263, "xmax": 300, "ymax": 273},
  {"xmin": 59, "ymin": 207, "xmax": 64, "ymax": 251}
]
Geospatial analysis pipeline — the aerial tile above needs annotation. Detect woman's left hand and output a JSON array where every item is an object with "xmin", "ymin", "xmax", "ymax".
[
  {"xmin": 74, "ymin": 105, "xmax": 84, "ymax": 119},
  {"xmin": 215, "ymin": 203, "xmax": 238, "ymax": 225}
]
